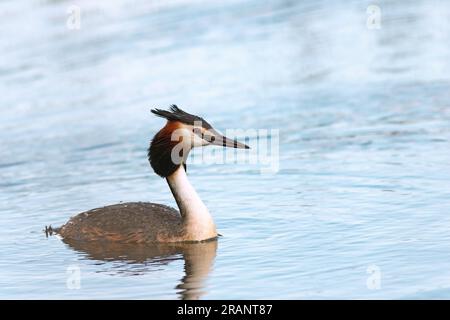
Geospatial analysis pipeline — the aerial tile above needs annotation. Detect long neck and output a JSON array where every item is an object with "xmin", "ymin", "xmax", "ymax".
[{"xmin": 166, "ymin": 166, "xmax": 217, "ymax": 241}]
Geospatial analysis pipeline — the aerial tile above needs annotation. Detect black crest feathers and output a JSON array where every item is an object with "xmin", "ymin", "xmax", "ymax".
[{"xmin": 151, "ymin": 105, "xmax": 212, "ymax": 129}]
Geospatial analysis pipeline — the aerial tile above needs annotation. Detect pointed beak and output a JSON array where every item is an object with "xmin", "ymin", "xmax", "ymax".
[{"xmin": 206, "ymin": 129, "xmax": 250, "ymax": 149}]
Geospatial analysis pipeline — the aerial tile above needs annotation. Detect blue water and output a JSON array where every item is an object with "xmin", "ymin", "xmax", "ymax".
[{"xmin": 1, "ymin": 0, "xmax": 450, "ymax": 299}]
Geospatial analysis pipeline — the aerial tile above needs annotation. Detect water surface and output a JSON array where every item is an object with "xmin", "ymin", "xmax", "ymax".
[{"xmin": 1, "ymin": 0, "xmax": 450, "ymax": 299}]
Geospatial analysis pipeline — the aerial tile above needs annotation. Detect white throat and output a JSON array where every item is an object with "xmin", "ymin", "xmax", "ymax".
[{"xmin": 166, "ymin": 166, "xmax": 217, "ymax": 240}]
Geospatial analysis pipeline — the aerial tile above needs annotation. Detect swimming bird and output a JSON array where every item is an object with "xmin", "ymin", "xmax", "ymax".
[{"xmin": 57, "ymin": 105, "xmax": 249, "ymax": 243}]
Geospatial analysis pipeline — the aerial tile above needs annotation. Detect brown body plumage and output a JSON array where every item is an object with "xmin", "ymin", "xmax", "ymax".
[{"xmin": 59, "ymin": 202, "xmax": 187, "ymax": 243}]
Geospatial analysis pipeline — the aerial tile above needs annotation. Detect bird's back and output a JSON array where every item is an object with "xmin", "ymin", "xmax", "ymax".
[{"xmin": 59, "ymin": 202, "xmax": 185, "ymax": 243}]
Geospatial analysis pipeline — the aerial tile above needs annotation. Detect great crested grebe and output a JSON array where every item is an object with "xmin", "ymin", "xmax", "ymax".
[{"xmin": 56, "ymin": 105, "xmax": 249, "ymax": 243}]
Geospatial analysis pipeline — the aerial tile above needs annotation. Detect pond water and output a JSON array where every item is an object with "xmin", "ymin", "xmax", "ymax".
[{"xmin": 1, "ymin": 0, "xmax": 450, "ymax": 299}]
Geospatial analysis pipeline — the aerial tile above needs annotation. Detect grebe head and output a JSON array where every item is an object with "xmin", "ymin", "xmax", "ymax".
[{"xmin": 149, "ymin": 105, "xmax": 249, "ymax": 177}]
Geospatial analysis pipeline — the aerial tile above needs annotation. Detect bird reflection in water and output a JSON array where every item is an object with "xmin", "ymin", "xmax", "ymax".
[{"xmin": 61, "ymin": 238, "xmax": 217, "ymax": 300}]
